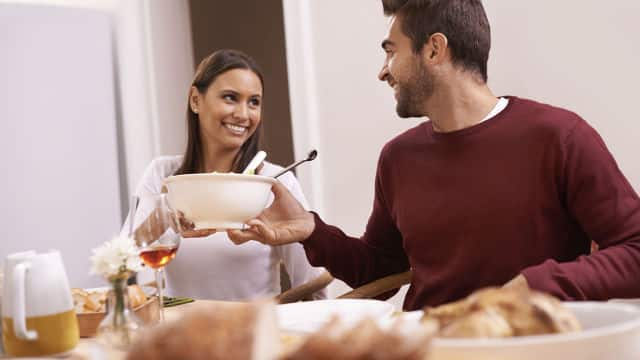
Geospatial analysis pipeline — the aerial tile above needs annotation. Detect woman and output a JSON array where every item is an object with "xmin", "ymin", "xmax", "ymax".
[{"xmin": 132, "ymin": 49, "xmax": 326, "ymax": 301}]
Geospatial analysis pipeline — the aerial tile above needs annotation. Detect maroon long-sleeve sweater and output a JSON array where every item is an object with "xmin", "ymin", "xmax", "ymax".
[{"xmin": 302, "ymin": 96, "xmax": 640, "ymax": 310}]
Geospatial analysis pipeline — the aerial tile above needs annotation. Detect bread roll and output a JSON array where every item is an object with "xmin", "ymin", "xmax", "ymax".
[
  {"xmin": 423, "ymin": 287, "xmax": 581, "ymax": 338},
  {"xmin": 84, "ymin": 292, "xmax": 103, "ymax": 312},
  {"xmin": 72, "ymin": 286, "xmax": 145, "ymax": 313},
  {"xmin": 439, "ymin": 308, "xmax": 513, "ymax": 338},
  {"xmin": 126, "ymin": 302, "xmax": 279, "ymax": 360},
  {"xmin": 127, "ymin": 284, "xmax": 147, "ymax": 308},
  {"xmin": 528, "ymin": 291, "xmax": 582, "ymax": 334},
  {"xmin": 71, "ymin": 288, "xmax": 88, "ymax": 313},
  {"xmin": 281, "ymin": 316, "xmax": 433, "ymax": 360}
]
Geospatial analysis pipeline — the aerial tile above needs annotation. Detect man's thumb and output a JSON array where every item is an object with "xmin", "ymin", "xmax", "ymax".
[{"xmin": 271, "ymin": 180, "xmax": 288, "ymax": 199}]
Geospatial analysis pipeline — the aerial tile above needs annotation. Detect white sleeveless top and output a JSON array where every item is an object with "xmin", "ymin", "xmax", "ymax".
[{"xmin": 132, "ymin": 155, "xmax": 327, "ymax": 301}]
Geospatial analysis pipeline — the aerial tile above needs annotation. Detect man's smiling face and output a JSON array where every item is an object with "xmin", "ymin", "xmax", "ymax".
[{"xmin": 378, "ymin": 15, "xmax": 434, "ymax": 118}]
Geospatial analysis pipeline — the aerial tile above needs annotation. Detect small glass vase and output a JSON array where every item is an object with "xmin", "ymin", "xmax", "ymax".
[{"xmin": 96, "ymin": 276, "xmax": 142, "ymax": 350}]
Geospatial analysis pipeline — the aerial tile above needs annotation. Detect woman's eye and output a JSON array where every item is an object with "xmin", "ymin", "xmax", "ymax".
[
  {"xmin": 222, "ymin": 94, "xmax": 236, "ymax": 102},
  {"xmin": 249, "ymin": 98, "xmax": 261, "ymax": 107}
]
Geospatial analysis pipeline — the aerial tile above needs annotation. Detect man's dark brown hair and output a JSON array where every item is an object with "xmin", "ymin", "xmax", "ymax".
[{"xmin": 382, "ymin": 0, "xmax": 491, "ymax": 82}]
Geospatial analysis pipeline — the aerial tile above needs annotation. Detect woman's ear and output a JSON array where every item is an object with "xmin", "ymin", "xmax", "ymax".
[{"xmin": 189, "ymin": 86, "xmax": 200, "ymax": 114}]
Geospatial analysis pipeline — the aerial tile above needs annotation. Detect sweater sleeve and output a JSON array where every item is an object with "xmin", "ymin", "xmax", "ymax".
[
  {"xmin": 522, "ymin": 120, "xmax": 640, "ymax": 300},
  {"xmin": 302, "ymin": 149, "xmax": 410, "ymax": 292}
]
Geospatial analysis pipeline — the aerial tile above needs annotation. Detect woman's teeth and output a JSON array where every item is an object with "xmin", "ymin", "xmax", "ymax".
[{"xmin": 224, "ymin": 123, "xmax": 247, "ymax": 134}]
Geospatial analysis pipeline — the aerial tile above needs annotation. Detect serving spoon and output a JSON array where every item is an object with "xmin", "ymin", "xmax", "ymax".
[
  {"xmin": 273, "ymin": 150, "xmax": 318, "ymax": 178},
  {"xmin": 241, "ymin": 150, "xmax": 267, "ymax": 175}
]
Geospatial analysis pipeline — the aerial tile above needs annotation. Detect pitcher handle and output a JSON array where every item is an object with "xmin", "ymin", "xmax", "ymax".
[{"xmin": 11, "ymin": 262, "xmax": 38, "ymax": 340}]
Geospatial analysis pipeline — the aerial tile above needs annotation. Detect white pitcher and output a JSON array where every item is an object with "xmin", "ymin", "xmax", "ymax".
[{"xmin": 1, "ymin": 250, "xmax": 79, "ymax": 356}]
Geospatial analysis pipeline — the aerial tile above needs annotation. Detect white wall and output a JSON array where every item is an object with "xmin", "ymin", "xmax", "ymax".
[
  {"xmin": 485, "ymin": 1, "xmax": 640, "ymax": 188},
  {"xmin": 0, "ymin": 3, "xmax": 121, "ymax": 288},
  {"xmin": 0, "ymin": 0, "xmax": 193, "ymax": 287},
  {"xmin": 110, "ymin": 0, "xmax": 193, "ymax": 198},
  {"xmin": 3, "ymin": 0, "xmax": 193, "ymax": 202},
  {"xmin": 141, "ymin": 0, "xmax": 193, "ymax": 163},
  {"xmin": 283, "ymin": 0, "xmax": 640, "ymax": 308}
]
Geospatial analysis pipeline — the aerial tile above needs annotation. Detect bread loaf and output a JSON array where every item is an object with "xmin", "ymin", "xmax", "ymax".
[
  {"xmin": 281, "ymin": 316, "xmax": 434, "ymax": 360},
  {"xmin": 127, "ymin": 285, "xmax": 147, "ymax": 308},
  {"xmin": 423, "ymin": 287, "xmax": 581, "ymax": 338},
  {"xmin": 126, "ymin": 302, "xmax": 280, "ymax": 360}
]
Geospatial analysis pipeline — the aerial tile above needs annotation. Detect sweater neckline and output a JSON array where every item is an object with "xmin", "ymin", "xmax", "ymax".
[{"xmin": 423, "ymin": 96, "xmax": 518, "ymax": 141}]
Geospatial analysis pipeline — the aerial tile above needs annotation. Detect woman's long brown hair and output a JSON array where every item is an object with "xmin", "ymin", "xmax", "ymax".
[{"xmin": 174, "ymin": 49, "xmax": 264, "ymax": 175}]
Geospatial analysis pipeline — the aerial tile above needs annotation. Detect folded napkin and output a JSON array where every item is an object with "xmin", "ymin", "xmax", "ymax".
[{"xmin": 163, "ymin": 296, "xmax": 194, "ymax": 307}]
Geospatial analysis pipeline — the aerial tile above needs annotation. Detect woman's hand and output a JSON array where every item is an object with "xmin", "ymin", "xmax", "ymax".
[
  {"xmin": 227, "ymin": 181, "xmax": 315, "ymax": 246},
  {"xmin": 175, "ymin": 210, "xmax": 217, "ymax": 238},
  {"xmin": 181, "ymin": 228, "xmax": 217, "ymax": 238}
]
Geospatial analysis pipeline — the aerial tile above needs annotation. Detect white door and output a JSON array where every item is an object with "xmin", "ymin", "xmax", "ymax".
[{"xmin": 0, "ymin": 4, "xmax": 123, "ymax": 288}]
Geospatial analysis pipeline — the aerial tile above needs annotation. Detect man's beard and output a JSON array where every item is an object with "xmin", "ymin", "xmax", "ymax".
[{"xmin": 395, "ymin": 59, "xmax": 433, "ymax": 118}]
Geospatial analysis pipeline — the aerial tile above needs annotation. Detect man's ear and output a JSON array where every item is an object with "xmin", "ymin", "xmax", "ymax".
[
  {"xmin": 424, "ymin": 32, "xmax": 448, "ymax": 64},
  {"xmin": 189, "ymin": 86, "xmax": 200, "ymax": 114}
]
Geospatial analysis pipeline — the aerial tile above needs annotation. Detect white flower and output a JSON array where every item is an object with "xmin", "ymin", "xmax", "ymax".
[{"xmin": 90, "ymin": 235, "xmax": 142, "ymax": 279}]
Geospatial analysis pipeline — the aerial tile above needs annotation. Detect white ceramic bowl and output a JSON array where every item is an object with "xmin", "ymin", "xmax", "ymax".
[
  {"xmin": 426, "ymin": 302, "xmax": 640, "ymax": 360},
  {"xmin": 163, "ymin": 173, "xmax": 276, "ymax": 230},
  {"xmin": 277, "ymin": 299, "xmax": 395, "ymax": 334}
]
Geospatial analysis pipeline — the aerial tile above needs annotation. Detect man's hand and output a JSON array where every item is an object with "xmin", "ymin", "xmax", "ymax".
[
  {"xmin": 503, "ymin": 274, "xmax": 529, "ymax": 293},
  {"xmin": 227, "ymin": 181, "xmax": 315, "ymax": 245}
]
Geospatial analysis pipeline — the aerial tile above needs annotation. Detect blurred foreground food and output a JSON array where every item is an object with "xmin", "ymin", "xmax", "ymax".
[
  {"xmin": 422, "ymin": 287, "xmax": 581, "ymax": 338},
  {"xmin": 281, "ymin": 316, "xmax": 434, "ymax": 360},
  {"xmin": 125, "ymin": 301, "xmax": 435, "ymax": 360},
  {"xmin": 126, "ymin": 302, "xmax": 279, "ymax": 360}
]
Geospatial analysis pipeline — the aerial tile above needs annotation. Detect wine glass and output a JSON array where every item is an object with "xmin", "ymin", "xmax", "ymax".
[{"xmin": 127, "ymin": 193, "xmax": 181, "ymax": 322}]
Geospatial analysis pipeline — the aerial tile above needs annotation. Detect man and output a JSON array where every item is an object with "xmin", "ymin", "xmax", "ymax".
[{"xmin": 228, "ymin": 0, "xmax": 640, "ymax": 310}]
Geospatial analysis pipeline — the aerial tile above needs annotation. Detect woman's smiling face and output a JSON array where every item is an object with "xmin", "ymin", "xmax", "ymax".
[{"xmin": 190, "ymin": 68, "xmax": 263, "ymax": 151}]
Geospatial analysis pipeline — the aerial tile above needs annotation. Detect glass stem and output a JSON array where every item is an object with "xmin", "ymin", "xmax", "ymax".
[{"xmin": 155, "ymin": 268, "xmax": 165, "ymax": 322}]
